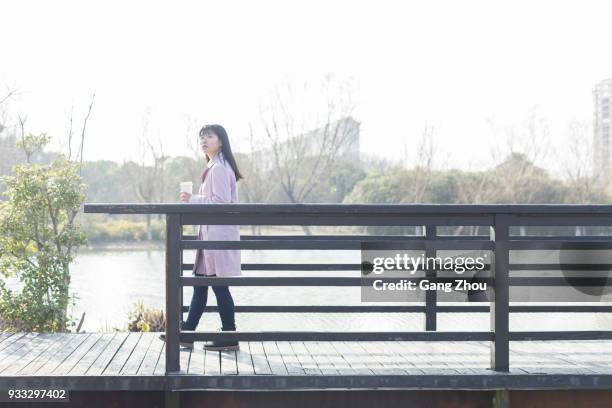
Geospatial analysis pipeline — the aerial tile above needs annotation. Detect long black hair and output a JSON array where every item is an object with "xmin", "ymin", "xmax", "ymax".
[{"xmin": 200, "ymin": 124, "xmax": 243, "ymax": 182}]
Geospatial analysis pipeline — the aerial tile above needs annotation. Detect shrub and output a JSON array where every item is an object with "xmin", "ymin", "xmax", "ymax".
[
  {"xmin": 0, "ymin": 135, "xmax": 86, "ymax": 332},
  {"xmin": 127, "ymin": 300, "xmax": 166, "ymax": 332}
]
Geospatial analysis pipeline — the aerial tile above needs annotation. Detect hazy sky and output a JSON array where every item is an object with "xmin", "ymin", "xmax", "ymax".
[{"xmin": 2, "ymin": 0, "xmax": 612, "ymax": 176}]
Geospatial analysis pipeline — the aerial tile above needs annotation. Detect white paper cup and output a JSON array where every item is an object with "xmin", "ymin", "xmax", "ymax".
[{"xmin": 180, "ymin": 181, "xmax": 193, "ymax": 195}]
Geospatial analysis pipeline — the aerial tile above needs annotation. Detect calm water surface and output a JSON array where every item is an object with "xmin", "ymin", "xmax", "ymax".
[{"xmin": 59, "ymin": 246, "xmax": 612, "ymax": 333}]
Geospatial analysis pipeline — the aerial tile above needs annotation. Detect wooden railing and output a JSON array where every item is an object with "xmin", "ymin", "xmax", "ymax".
[{"xmin": 83, "ymin": 204, "xmax": 612, "ymax": 374}]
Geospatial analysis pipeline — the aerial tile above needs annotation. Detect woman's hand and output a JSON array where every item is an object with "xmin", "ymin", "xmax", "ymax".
[{"xmin": 180, "ymin": 192, "xmax": 192, "ymax": 203}]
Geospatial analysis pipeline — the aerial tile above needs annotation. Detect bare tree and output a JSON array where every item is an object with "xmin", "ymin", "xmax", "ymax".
[
  {"xmin": 557, "ymin": 120, "xmax": 609, "ymax": 235},
  {"xmin": 452, "ymin": 112, "xmax": 553, "ymax": 236},
  {"xmin": 454, "ymin": 162, "xmax": 498, "ymax": 236},
  {"xmin": 258, "ymin": 77, "xmax": 357, "ymax": 233},
  {"xmin": 261, "ymin": 78, "xmax": 355, "ymax": 198},
  {"xmin": 455, "ymin": 133, "xmax": 503, "ymax": 211},
  {"xmin": 238, "ymin": 123, "xmax": 277, "ymax": 234},
  {"xmin": 153, "ymin": 139, "xmax": 169, "ymax": 209},
  {"xmin": 0, "ymin": 88, "xmax": 17, "ymax": 135},
  {"xmin": 560, "ymin": 120, "xmax": 606, "ymax": 203},
  {"xmin": 358, "ymin": 152, "xmax": 394, "ymax": 174},
  {"xmin": 0, "ymin": 88, "xmax": 17, "ymax": 107},
  {"xmin": 401, "ymin": 125, "xmax": 437, "ymax": 204},
  {"xmin": 77, "ymin": 94, "xmax": 95, "ymax": 175},
  {"xmin": 184, "ymin": 115, "xmax": 203, "ymax": 161},
  {"xmin": 241, "ymin": 123, "xmax": 274, "ymax": 201},
  {"xmin": 396, "ymin": 126, "xmax": 437, "ymax": 236},
  {"xmin": 487, "ymin": 110, "xmax": 553, "ymax": 203},
  {"xmin": 123, "ymin": 110, "xmax": 168, "ymax": 239},
  {"xmin": 0, "ymin": 89, "xmax": 26, "ymax": 182},
  {"xmin": 18, "ymin": 115, "xmax": 28, "ymax": 161},
  {"xmin": 66, "ymin": 106, "xmax": 74, "ymax": 160}
]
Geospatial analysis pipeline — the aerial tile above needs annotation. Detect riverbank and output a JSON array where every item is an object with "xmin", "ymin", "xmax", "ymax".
[{"xmin": 81, "ymin": 241, "xmax": 164, "ymax": 252}]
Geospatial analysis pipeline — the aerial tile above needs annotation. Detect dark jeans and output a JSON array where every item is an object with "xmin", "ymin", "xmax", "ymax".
[{"xmin": 183, "ymin": 285, "xmax": 236, "ymax": 331}]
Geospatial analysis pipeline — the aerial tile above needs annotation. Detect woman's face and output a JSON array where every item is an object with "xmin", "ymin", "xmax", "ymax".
[{"xmin": 199, "ymin": 131, "xmax": 222, "ymax": 157}]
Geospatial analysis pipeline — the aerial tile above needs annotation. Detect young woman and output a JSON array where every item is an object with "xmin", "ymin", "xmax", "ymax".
[{"xmin": 163, "ymin": 124, "xmax": 243, "ymax": 351}]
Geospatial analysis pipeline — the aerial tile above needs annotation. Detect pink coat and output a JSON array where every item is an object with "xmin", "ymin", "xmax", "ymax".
[{"xmin": 188, "ymin": 151, "xmax": 241, "ymax": 277}]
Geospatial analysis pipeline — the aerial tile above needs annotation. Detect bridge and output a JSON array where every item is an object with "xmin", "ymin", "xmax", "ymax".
[{"xmin": 2, "ymin": 204, "xmax": 612, "ymax": 407}]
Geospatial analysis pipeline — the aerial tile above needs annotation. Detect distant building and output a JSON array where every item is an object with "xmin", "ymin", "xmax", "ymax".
[
  {"xmin": 254, "ymin": 116, "xmax": 360, "ymax": 168},
  {"xmin": 299, "ymin": 116, "xmax": 360, "ymax": 162},
  {"xmin": 594, "ymin": 78, "xmax": 612, "ymax": 179}
]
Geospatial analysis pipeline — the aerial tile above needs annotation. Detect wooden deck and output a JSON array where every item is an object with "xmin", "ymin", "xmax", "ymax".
[{"xmin": 2, "ymin": 332, "xmax": 612, "ymax": 390}]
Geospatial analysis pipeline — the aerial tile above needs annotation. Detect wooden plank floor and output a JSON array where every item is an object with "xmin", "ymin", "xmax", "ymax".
[{"xmin": 2, "ymin": 332, "xmax": 612, "ymax": 390}]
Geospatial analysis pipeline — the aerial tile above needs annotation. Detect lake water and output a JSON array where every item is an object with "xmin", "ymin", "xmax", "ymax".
[{"xmin": 61, "ymin": 246, "xmax": 612, "ymax": 333}]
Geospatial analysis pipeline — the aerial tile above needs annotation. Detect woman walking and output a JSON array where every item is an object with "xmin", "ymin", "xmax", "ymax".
[{"xmin": 163, "ymin": 124, "xmax": 243, "ymax": 351}]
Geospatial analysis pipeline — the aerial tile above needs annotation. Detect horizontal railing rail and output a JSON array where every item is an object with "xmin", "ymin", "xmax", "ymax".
[{"xmin": 84, "ymin": 203, "xmax": 612, "ymax": 374}]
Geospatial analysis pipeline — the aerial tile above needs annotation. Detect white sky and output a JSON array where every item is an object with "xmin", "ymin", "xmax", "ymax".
[{"xmin": 2, "ymin": 0, "xmax": 612, "ymax": 175}]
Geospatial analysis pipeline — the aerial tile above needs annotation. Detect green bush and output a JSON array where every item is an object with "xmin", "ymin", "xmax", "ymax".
[
  {"xmin": 0, "ymin": 134, "xmax": 86, "ymax": 332},
  {"xmin": 81, "ymin": 218, "xmax": 164, "ymax": 243}
]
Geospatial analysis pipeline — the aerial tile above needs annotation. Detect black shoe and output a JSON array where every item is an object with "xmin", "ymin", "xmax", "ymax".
[
  {"xmin": 158, "ymin": 333, "xmax": 194, "ymax": 348},
  {"xmin": 159, "ymin": 322, "xmax": 194, "ymax": 348},
  {"xmin": 203, "ymin": 339, "xmax": 240, "ymax": 351},
  {"xmin": 204, "ymin": 327, "xmax": 239, "ymax": 351}
]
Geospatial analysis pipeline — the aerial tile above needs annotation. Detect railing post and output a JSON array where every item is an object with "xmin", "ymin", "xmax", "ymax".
[
  {"xmin": 490, "ymin": 214, "xmax": 510, "ymax": 372},
  {"xmin": 424, "ymin": 225, "xmax": 437, "ymax": 331},
  {"xmin": 165, "ymin": 214, "xmax": 181, "ymax": 373},
  {"xmin": 179, "ymin": 229, "xmax": 184, "ymax": 328}
]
